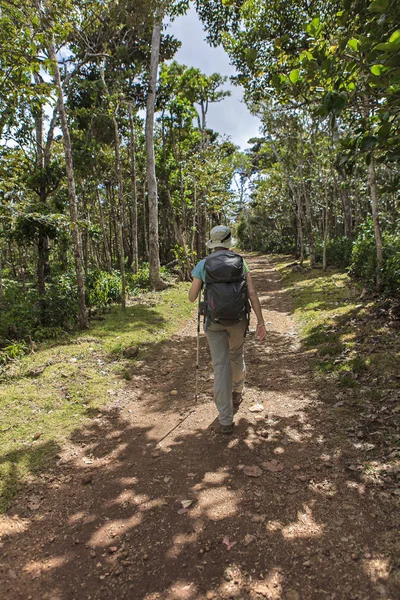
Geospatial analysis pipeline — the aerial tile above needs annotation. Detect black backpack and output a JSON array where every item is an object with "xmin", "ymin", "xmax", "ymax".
[{"xmin": 204, "ymin": 250, "xmax": 250, "ymax": 326}]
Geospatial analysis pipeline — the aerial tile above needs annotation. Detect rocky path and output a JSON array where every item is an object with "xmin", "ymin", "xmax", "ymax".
[{"xmin": 0, "ymin": 255, "xmax": 398, "ymax": 600}]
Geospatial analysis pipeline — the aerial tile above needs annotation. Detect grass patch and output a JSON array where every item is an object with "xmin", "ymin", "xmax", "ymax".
[
  {"xmin": 272, "ymin": 255, "xmax": 400, "ymax": 460},
  {"xmin": 0, "ymin": 283, "xmax": 192, "ymax": 513}
]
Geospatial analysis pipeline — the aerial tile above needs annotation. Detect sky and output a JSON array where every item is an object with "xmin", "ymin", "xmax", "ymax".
[{"xmin": 167, "ymin": 6, "xmax": 261, "ymax": 150}]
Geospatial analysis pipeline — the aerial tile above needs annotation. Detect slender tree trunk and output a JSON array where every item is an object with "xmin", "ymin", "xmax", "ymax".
[
  {"xmin": 191, "ymin": 180, "xmax": 197, "ymax": 257},
  {"xmin": 128, "ymin": 103, "xmax": 139, "ymax": 274},
  {"xmin": 97, "ymin": 188, "xmax": 112, "ymax": 271},
  {"xmin": 303, "ymin": 183, "xmax": 316, "ymax": 268},
  {"xmin": 142, "ymin": 180, "xmax": 149, "ymax": 262},
  {"xmin": 0, "ymin": 247, "xmax": 3, "ymax": 296},
  {"xmin": 112, "ymin": 116, "xmax": 126, "ymax": 309},
  {"xmin": 322, "ymin": 179, "xmax": 329, "ymax": 272},
  {"xmin": 48, "ymin": 36, "xmax": 88, "ymax": 328},
  {"xmin": 368, "ymin": 155, "xmax": 383, "ymax": 291},
  {"xmin": 296, "ymin": 191, "xmax": 304, "ymax": 265},
  {"xmin": 145, "ymin": 13, "xmax": 167, "ymax": 290}
]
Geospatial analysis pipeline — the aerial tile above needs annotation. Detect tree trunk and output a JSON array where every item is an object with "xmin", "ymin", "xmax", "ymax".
[
  {"xmin": 368, "ymin": 155, "xmax": 383, "ymax": 292},
  {"xmin": 128, "ymin": 103, "xmax": 139, "ymax": 274},
  {"xmin": 145, "ymin": 14, "xmax": 167, "ymax": 290},
  {"xmin": 303, "ymin": 183, "xmax": 316, "ymax": 268},
  {"xmin": 112, "ymin": 116, "xmax": 126, "ymax": 309},
  {"xmin": 96, "ymin": 188, "xmax": 112, "ymax": 271},
  {"xmin": 0, "ymin": 247, "xmax": 3, "ymax": 296},
  {"xmin": 48, "ymin": 36, "xmax": 88, "ymax": 328},
  {"xmin": 296, "ymin": 191, "xmax": 304, "ymax": 265}
]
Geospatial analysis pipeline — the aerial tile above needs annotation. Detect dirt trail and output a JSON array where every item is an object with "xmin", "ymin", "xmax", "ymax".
[{"xmin": 0, "ymin": 255, "xmax": 398, "ymax": 600}]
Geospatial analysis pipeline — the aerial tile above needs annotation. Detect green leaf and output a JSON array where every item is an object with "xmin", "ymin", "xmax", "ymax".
[
  {"xmin": 368, "ymin": 0, "xmax": 388, "ymax": 12},
  {"xmin": 289, "ymin": 69, "xmax": 300, "ymax": 84},
  {"xmin": 370, "ymin": 64, "xmax": 384, "ymax": 76},
  {"xmin": 377, "ymin": 122, "xmax": 391, "ymax": 139},
  {"xmin": 389, "ymin": 30, "xmax": 400, "ymax": 44},
  {"xmin": 306, "ymin": 17, "xmax": 321, "ymax": 36},
  {"xmin": 348, "ymin": 38, "xmax": 360, "ymax": 51},
  {"xmin": 360, "ymin": 136, "xmax": 378, "ymax": 151}
]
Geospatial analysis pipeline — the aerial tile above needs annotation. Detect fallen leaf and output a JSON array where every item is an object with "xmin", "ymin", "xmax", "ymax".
[
  {"xmin": 177, "ymin": 508, "xmax": 189, "ymax": 515},
  {"xmin": 243, "ymin": 465, "xmax": 263, "ymax": 477},
  {"xmin": 249, "ymin": 403, "xmax": 264, "ymax": 413},
  {"xmin": 262, "ymin": 459, "xmax": 284, "ymax": 472},
  {"xmin": 181, "ymin": 499, "xmax": 193, "ymax": 508},
  {"xmin": 243, "ymin": 534, "xmax": 255, "ymax": 546},
  {"xmin": 222, "ymin": 537, "xmax": 237, "ymax": 551}
]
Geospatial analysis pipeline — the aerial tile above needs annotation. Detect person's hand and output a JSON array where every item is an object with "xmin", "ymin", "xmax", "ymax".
[{"xmin": 255, "ymin": 322, "xmax": 266, "ymax": 343}]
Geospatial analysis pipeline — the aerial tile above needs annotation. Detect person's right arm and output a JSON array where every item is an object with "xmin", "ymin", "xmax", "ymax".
[{"xmin": 246, "ymin": 272, "xmax": 266, "ymax": 342}]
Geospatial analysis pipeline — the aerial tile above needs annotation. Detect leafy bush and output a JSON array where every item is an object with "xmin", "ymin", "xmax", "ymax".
[
  {"xmin": 350, "ymin": 219, "xmax": 377, "ymax": 285},
  {"xmin": 0, "ymin": 341, "xmax": 28, "ymax": 365},
  {"xmin": 127, "ymin": 263, "xmax": 151, "ymax": 293},
  {"xmin": 86, "ymin": 270, "xmax": 122, "ymax": 309},
  {"xmin": 0, "ymin": 273, "xmax": 78, "ymax": 345},
  {"xmin": 381, "ymin": 233, "xmax": 400, "ymax": 294},
  {"xmin": 315, "ymin": 235, "xmax": 353, "ymax": 268},
  {"xmin": 351, "ymin": 218, "xmax": 400, "ymax": 294}
]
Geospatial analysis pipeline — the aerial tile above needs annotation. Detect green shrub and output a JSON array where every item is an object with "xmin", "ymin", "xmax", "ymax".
[
  {"xmin": 315, "ymin": 236, "xmax": 353, "ymax": 268},
  {"xmin": 351, "ymin": 218, "xmax": 400, "ymax": 294},
  {"xmin": 86, "ymin": 270, "xmax": 122, "ymax": 309},
  {"xmin": 350, "ymin": 218, "xmax": 377, "ymax": 285},
  {"xmin": 382, "ymin": 233, "xmax": 400, "ymax": 294}
]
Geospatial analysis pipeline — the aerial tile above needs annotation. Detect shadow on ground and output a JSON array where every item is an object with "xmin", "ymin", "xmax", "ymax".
[{"xmin": 0, "ymin": 256, "xmax": 398, "ymax": 600}]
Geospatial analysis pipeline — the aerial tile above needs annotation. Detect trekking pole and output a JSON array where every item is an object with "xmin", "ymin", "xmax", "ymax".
[{"xmin": 195, "ymin": 289, "xmax": 201, "ymax": 401}]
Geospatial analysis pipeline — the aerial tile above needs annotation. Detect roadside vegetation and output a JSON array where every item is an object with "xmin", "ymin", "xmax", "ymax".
[
  {"xmin": 0, "ymin": 283, "xmax": 192, "ymax": 513},
  {"xmin": 275, "ymin": 256, "xmax": 399, "ymax": 484}
]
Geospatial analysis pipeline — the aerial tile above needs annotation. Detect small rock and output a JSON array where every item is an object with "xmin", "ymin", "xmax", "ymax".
[
  {"xmin": 108, "ymin": 546, "xmax": 118, "ymax": 554},
  {"xmin": 170, "ymin": 390, "xmax": 178, "ymax": 396},
  {"xmin": 303, "ymin": 560, "xmax": 311, "ymax": 568}
]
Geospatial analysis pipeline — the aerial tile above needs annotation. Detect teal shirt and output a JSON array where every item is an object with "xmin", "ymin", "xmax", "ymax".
[{"xmin": 192, "ymin": 256, "xmax": 250, "ymax": 283}]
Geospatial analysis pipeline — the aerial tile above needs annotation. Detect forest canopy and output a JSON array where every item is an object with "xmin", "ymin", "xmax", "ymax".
[{"xmin": 1, "ymin": 0, "xmax": 399, "ymax": 360}]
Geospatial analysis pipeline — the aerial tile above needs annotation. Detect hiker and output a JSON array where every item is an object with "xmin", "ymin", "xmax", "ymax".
[{"xmin": 188, "ymin": 225, "xmax": 266, "ymax": 434}]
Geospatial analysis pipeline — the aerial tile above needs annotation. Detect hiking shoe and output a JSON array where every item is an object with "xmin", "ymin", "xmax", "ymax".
[
  {"xmin": 232, "ymin": 391, "xmax": 244, "ymax": 406},
  {"xmin": 218, "ymin": 423, "xmax": 234, "ymax": 435}
]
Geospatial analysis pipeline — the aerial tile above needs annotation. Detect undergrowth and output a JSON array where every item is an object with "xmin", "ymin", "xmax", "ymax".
[
  {"xmin": 273, "ymin": 256, "xmax": 399, "ymax": 473},
  {"xmin": 0, "ymin": 284, "xmax": 192, "ymax": 513}
]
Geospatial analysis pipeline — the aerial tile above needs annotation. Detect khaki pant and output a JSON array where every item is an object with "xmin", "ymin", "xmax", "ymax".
[{"xmin": 205, "ymin": 319, "xmax": 247, "ymax": 426}]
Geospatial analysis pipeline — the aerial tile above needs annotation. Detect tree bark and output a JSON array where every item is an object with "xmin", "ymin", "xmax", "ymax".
[
  {"xmin": 128, "ymin": 103, "xmax": 139, "ymax": 274},
  {"xmin": 303, "ymin": 182, "xmax": 316, "ymax": 268},
  {"xmin": 145, "ymin": 13, "xmax": 167, "ymax": 290},
  {"xmin": 112, "ymin": 116, "xmax": 126, "ymax": 309},
  {"xmin": 48, "ymin": 36, "xmax": 88, "ymax": 328},
  {"xmin": 368, "ymin": 155, "xmax": 383, "ymax": 292},
  {"xmin": 96, "ymin": 188, "xmax": 112, "ymax": 271}
]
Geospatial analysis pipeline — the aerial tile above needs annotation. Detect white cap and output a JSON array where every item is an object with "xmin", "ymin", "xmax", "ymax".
[{"xmin": 206, "ymin": 225, "xmax": 237, "ymax": 249}]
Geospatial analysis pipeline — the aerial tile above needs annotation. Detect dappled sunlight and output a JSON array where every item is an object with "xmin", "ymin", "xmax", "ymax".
[
  {"xmin": 1, "ymin": 255, "xmax": 398, "ymax": 599},
  {"xmin": 23, "ymin": 555, "xmax": 71, "ymax": 575},
  {"xmin": 362, "ymin": 556, "xmax": 390, "ymax": 583},
  {"xmin": 88, "ymin": 514, "xmax": 144, "ymax": 547},
  {"xmin": 281, "ymin": 505, "xmax": 324, "ymax": 540},
  {"xmin": 191, "ymin": 486, "xmax": 239, "ymax": 521},
  {"xmin": 161, "ymin": 580, "xmax": 198, "ymax": 599}
]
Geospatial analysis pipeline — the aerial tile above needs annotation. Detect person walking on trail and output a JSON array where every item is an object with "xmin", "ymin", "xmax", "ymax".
[{"xmin": 188, "ymin": 225, "xmax": 266, "ymax": 434}]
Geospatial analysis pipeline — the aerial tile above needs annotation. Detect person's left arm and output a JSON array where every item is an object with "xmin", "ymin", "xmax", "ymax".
[{"xmin": 188, "ymin": 277, "xmax": 202, "ymax": 303}]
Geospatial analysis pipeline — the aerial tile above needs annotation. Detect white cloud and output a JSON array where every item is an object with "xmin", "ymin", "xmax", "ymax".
[{"xmin": 167, "ymin": 7, "xmax": 260, "ymax": 150}]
